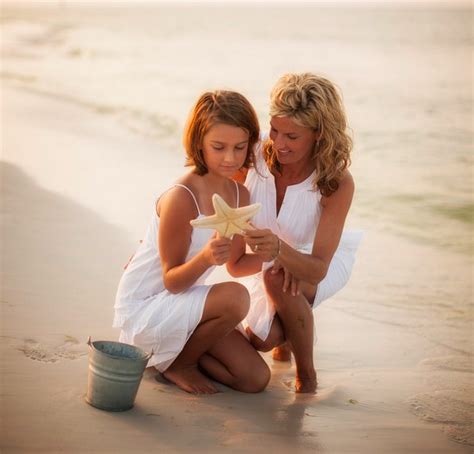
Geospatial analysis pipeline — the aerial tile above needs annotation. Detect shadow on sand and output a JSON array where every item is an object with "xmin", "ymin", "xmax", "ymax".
[{"xmin": 1, "ymin": 161, "xmax": 134, "ymax": 340}]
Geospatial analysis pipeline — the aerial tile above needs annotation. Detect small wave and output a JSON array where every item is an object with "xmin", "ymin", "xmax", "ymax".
[
  {"xmin": 431, "ymin": 203, "xmax": 474, "ymax": 225},
  {"xmin": 3, "ymin": 82, "xmax": 179, "ymax": 140},
  {"xmin": 1, "ymin": 19, "xmax": 73, "ymax": 57},
  {"xmin": 419, "ymin": 355, "xmax": 472, "ymax": 373},
  {"xmin": 409, "ymin": 353, "xmax": 474, "ymax": 447},
  {"xmin": 357, "ymin": 192, "xmax": 474, "ymax": 255},
  {"xmin": 117, "ymin": 108, "xmax": 179, "ymax": 140},
  {"xmin": 409, "ymin": 390, "xmax": 474, "ymax": 446},
  {"xmin": 1, "ymin": 71, "xmax": 36, "ymax": 83}
]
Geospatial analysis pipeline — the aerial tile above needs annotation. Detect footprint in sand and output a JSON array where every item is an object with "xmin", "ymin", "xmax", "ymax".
[{"xmin": 17, "ymin": 336, "xmax": 87, "ymax": 363}]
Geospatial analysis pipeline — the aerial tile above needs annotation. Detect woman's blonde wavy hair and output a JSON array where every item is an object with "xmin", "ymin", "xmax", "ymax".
[{"xmin": 264, "ymin": 73, "xmax": 352, "ymax": 196}]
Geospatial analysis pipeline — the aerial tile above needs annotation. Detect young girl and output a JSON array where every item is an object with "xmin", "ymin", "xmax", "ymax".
[{"xmin": 113, "ymin": 90, "xmax": 270, "ymax": 395}]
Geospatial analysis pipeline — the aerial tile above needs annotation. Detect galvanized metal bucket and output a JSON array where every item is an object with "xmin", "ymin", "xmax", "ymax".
[{"xmin": 85, "ymin": 337, "xmax": 152, "ymax": 412}]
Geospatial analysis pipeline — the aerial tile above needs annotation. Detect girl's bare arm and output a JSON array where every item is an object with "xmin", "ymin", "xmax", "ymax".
[
  {"xmin": 226, "ymin": 184, "xmax": 264, "ymax": 277},
  {"xmin": 159, "ymin": 186, "xmax": 231, "ymax": 294}
]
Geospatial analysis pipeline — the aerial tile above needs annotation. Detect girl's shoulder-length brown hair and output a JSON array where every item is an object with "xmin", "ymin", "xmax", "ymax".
[
  {"xmin": 264, "ymin": 73, "xmax": 353, "ymax": 197},
  {"xmin": 183, "ymin": 90, "xmax": 260, "ymax": 175}
]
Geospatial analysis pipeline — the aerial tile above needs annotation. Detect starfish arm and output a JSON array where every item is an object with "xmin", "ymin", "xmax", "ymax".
[
  {"xmin": 212, "ymin": 223, "xmax": 229, "ymax": 237},
  {"xmin": 190, "ymin": 217, "xmax": 228, "ymax": 236},
  {"xmin": 190, "ymin": 214, "xmax": 220, "ymax": 228},
  {"xmin": 228, "ymin": 203, "xmax": 261, "ymax": 221},
  {"xmin": 212, "ymin": 193, "xmax": 261, "ymax": 221},
  {"xmin": 222, "ymin": 219, "xmax": 254, "ymax": 238},
  {"xmin": 231, "ymin": 218, "xmax": 257, "ymax": 232},
  {"xmin": 211, "ymin": 193, "xmax": 232, "ymax": 219}
]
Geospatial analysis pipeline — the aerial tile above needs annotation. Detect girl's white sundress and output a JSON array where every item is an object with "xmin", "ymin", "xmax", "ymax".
[
  {"xmin": 242, "ymin": 141, "xmax": 363, "ymax": 342},
  {"xmin": 113, "ymin": 183, "xmax": 239, "ymax": 372}
]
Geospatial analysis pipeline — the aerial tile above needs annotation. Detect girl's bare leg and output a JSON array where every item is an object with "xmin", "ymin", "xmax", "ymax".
[
  {"xmin": 263, "ymin": 269, "xmax": 318, "ymax": 393},
  {"xmin": 199, "ymin": 329, "xmax": 270, "ymax": 393},
  {"xmin": 163, "ymin": 282, "xmax": 249, "ymax": 394}
]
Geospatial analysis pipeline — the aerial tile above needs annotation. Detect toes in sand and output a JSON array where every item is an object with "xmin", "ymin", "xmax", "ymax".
[{"xmin": 163, "ymin": 365, "xmax": 218, "ymax": 395}]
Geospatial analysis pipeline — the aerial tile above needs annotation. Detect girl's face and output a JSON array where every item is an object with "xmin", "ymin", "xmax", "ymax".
[
  {"xmin": 202, "ymin": 123, "xmax": 249, "ymax": 177},
  {"xmin": 269, "ymin": 116, "xmax": 318, "ymax": 167}
]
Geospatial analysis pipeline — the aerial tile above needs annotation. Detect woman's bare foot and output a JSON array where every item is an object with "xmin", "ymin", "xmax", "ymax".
[
  {"xmin": 272, "ymin": 343, "xmax": 292, "ymax": 361},
  {"xmin": 163, "ymin": 364, "xmax": 218, "ymax": 394},
  {"xmin": 295, "ymin": 370, "xmax": 317, "ymax": 394}
]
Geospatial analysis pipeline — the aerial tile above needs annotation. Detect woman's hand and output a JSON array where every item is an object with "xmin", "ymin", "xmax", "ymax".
[
  {"xmin": 202, "ymin": 233, "xmax": 233, "ymax": 266},
  {"xmin": 271, "ymin": 259, "xmax": 301, "ymax": 296},
  {"xmin": 244, "ymin": 227, "xmax": 300, "ymax": 295},
  {"xmin": 244, "ymin": 228, "xmax": 280, "ymax": 262}
]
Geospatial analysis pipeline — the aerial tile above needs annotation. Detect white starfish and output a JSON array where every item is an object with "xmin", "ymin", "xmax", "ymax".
[{"xmin": 190, "ymin": 193, "xmax": 261, "ymax": 239}]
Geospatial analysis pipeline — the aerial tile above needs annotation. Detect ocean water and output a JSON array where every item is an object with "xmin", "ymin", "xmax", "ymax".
[
  {"xmin": 1, "ymin": 1, "xmax": 473, "ymax": 447},
  {"xmin": 2, "ymin": 2, "xmax": 472, "ymax": 253}
]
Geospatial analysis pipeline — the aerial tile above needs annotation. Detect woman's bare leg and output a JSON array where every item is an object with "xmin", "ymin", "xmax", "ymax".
[
  {"xmin": 263, "ymin": 269, "xmax": 318, "ymax": 393},
  {"xmin": 271, "ymin": 279, "xmax": 318, "ymax": 362},
  {"xmin": 272, "ymin": 342, "xmax": 292, "ymax": 362},
  {"xmin": 199, "ymin": 329, "xmax": 270, "ymax": 393},
  {"xmin": 163, "ymin": 282, "xmax": 249, "ymax": 395}
]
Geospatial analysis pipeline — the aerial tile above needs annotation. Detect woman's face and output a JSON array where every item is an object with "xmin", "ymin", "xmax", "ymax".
[
  {"xmin": 202, "ymin": 123, "xmax": 249, "ymax": 178},
  {"xmin": 269, "ymin": 116, "xmax": 318, "ymax": 167}
]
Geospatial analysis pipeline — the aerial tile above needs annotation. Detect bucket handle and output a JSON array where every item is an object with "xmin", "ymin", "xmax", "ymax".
[{"xmin": 87, "ymin": 336, "xmax": 154, "ymax": 361}]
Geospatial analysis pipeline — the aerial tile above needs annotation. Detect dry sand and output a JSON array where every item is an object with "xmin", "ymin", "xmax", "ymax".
[{"xmin": 2, "ymin": 83, "xmax": 472, "ymax": 453}]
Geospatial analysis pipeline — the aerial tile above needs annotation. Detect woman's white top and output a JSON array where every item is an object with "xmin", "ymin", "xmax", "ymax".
[{"xmin": 243, "ymin": 140, "xmax": 363, "ymax": 341}]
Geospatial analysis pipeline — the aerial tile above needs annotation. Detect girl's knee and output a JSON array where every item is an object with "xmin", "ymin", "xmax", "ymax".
[
  {"xmin": 235, "ymin": 361, "xmax": 271, "ymax": 393},
  {"xmin": 217, "ymin": 282, "xmax": 250, "ymax": 322},
  {"xmin": 230, "ymin": 282, "xmax": 250, "ymax": 305}
]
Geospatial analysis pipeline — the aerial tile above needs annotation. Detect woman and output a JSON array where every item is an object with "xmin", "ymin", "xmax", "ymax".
[{"xmin": 235, "ymin": 73, "xmax": 362, "ymax": 394}]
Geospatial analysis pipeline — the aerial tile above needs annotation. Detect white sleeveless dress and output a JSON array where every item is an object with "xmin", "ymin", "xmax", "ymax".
[
  {"xmin": 242, "ymin": 141, "xmax": 363, "ymax": 342},
  {"xmin": 113, "ymin": 183, "xmax": 240, "ymax": 372}
]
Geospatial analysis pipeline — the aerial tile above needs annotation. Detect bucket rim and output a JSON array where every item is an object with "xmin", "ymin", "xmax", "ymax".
[{"xmin": 87, "ymin": 337, "xmax": 152, "ymax": 362}]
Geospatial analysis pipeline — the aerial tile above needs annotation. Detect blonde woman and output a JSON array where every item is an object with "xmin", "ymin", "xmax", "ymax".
[{"xmin": 230, "ymin": 73, "xmax": 362, "ymax": 393}]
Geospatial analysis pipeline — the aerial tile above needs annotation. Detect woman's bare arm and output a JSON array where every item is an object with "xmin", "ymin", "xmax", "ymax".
[{"xmin": 245, "ymin": 171, "xmax": 355, "ymax": 285}]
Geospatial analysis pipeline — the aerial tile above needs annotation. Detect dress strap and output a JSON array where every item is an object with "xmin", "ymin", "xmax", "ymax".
[
  {"xmin": 233, "ymin": 180, "xmax": 240, "ymax": 207},
  {"xmin": 173, "ymin": 184, "xmax": 201, "ymax": 216}
]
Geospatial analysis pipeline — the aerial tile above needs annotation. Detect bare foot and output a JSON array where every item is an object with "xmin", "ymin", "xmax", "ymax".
[
  {"xmin": 163, "ymin": 364, "xmax": 218, "ymax": 394},
  {"xmin": 295, "ymin": 371, "xmax": 317, "ymax": 394},
  {"xmin": 272, "ymin": 343, "xmax": 292, "ymax": 362}
]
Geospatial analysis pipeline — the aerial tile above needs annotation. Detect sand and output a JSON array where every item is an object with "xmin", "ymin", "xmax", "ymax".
[{"xmin": 1, "ymin": 83, "xmax": 472, "ymax": 453}]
